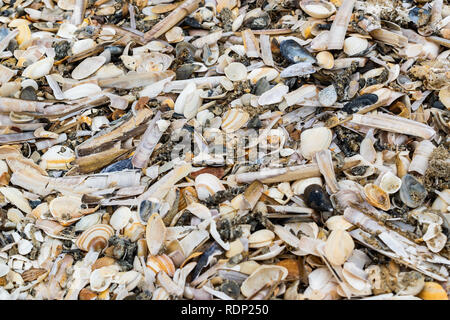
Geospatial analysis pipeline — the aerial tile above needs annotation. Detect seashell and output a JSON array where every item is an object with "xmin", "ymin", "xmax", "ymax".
[
  {"xmin": 147, "ymin": 254, "xmax": 175, "ymax": 277},
  {"xmin": 300, "ymin": 0, "xmax": 336, "ymax": 19},
  {"xmin": 399, "ymin": 174, "xmax": 427, "ymax": 208},
  {"xmin": 226, "ymin": 239, "xmax": 244, "ymax": 258},
  {"xmin": 0, "ymin": 262, "xmax": 9, "ymax": 278},
  {"xmin": 438, "ymin": 86, "xmax": 450, "ymax": 110},
  {"xmin": 63, "ymin": 83, "xmax": 102, "ymax": 100},
  {"xmin": 90, "ymin": 265, "xmax": 120, "ymax": 292},
  {"xmin": 379, "ymin": 171, "xmax": 402, "ymax": 194},
  {"xmin": 316, "ymin": 51, "xmax": 334, "ymax": 69},
  {"xmin": 395, "ymin": 271, "xmax": 424, "ymax": 296},
  {"xmin": 75, "ymin": 224, "xmax": 114, "ymax": 252},
  {"xmin": 248, "ymin": 229, "xmax": 275, "ymax": 248},
  {"xmin": 343, "ymin": 155, "xmax": 376, "ymax": 180},
  {"xmin": 124, "ymin": 222, "xmax": 145, "ymax": 242},
  {"xmin": 110, "ymin": 207, "xmax": 132, "ymax": 231},
  {"xmin": 324, "ymin": 229, "xmax": 354, "ymax": 266},
  {"xmin": 195, "ymin": 173, "xmax": 226, "ymax": 201},
  {"xmin": 174, "ymin": 82, "xmax": 202, "ymax": 120},
  {"xmin": 304, "ymin": 184, "xmax": 334, "ymax": 212},
  {"xmin": 71, "ymin": 56, "xmax": 106, "ymax": 80},
  {"xmin": 326, "ymin": 215, "xmax": 353, "ymax": 231},
  {"xmin": 280, "ymin": 62, "xmax": 316, "ymax": 78},
  {"xmin": 0, "ymin": 187, "xmax": 31, "ymax": 214},
  {"xmin": 300, "ymin": 127, "xmax": 332, "ymax": 159},
  {"xmin": 318, "ymin": 85, "xmax": 337, "ymax": 107},
  {"xmin": 165, "ymin": 27, "xmax": 184, "ymax": 43},
  {"xmin": 363, "ymin": 183, "xmax": 390, "ymax": 211},
  {"xmin": 280, "ymin": 40, "xmax": 316, "ymax": 65},
  {"xmin": 40, "ymin": 145, "xmax": 75, "ymax": 170},
  {"xmin": 247, "ymin": 67, "xmax": 279, "ymax": 84},
  {"xmin": 292, "ymin": 177, "xmax": 323, "ymax": 195},
  {"xmin": 408, "ymin": 140, "xmax": 435, "ymax": 175},
  {"xmin": 49, "ymin": 195, "xmax": 83, "ymax": 223},
  {"xmin": 258, "ymin": 84, "xmax": 289, "ymax": 106},
  {"xmin": 58, "ymin": 0, "xmax": 75, "ymax": 10},
  {"xmin": 7, "ymin": 208, "xmax": 24, "ymax": 224},
  {"xmin": 72, "ymin": 39, "xmax": 96, "ymax": 55},
  {"xmin": 418, "ymin": 282, "xmax": 448, "ymax": 300},
  {"xmin": 241, "ymin": 265, "xmax": 288, "ymax": 297},
  {"xmin": 224, "ymin": 62, "xmax": 247, "ymax": 81},
  {"xmin": 22, "ymin": 57, "xmax": 54, "ymax": 79},
  {"xmin": 56, "ymin": 23, "xmax": 77, "ymax": 39},
  {"xmin": 146, "ymin": 213, "xmax": 166, "ymax": 256},
  {"xmin": 423, "ymin": 223, "xmax": 446, "ymax": 253},
  {"xmin": 75, "ymin": 213, "xmax": 102, "ymax": 232},
  {"xmin": 18, "ymin": 239, "xmax": 33, "ymax": 255},
  {"xmin": 343, "ymin": 36, "xmax": 369, "ymax": 56}
]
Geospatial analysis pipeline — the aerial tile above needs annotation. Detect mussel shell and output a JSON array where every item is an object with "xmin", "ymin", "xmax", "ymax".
[
  {"xmin": 100, "ymin": 157, "xmax": 133, "ymax": 173},
  {"xmin": 408, "ymin": 7, "xmax": 431, "ymax": 27},
  {"xmin": 304, "ymin": 184, "xmax": 333, "ymax": 212},
  {"xmin": 280, "ymin": 40, "xmax": 316, "ymax": 65},
  {"xmin": 343, "ymin": 93, "xmax": 378, "ymax": 114},
  {"xmin": 139, "ymin": 199, "xmax": 160, "ymax": 224},
  {"xmin": 399, "ymin": 174, "xmax": 427, "ymax": 208}
]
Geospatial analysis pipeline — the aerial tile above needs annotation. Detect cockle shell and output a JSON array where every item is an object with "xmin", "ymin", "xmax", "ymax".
[
  {"xmin": 110, "ymin": 207, "xmax": 132, "ymax": 230},
  {"xmin": 147, "ymin": 254, "xmax": 175, "ymax": 277},
  {"xmin": 300, "ymin": 0, "xmax": 336, "ymax": 19},
  {"xmin": 224, "ymin": 62, "xmax": 247, "ymax": 81},
  {"xmin": 22, "ymin": 57, "xmax": 54, "ymax": 79},
  {"xmin": 343, "ymin": 37, "xmax": 369, "ymax": 56},
  {"xmin": 40, "ymin": 145, "xmax": 75, "ymax": 170},
  {"xmin": 241, "ymin": 265, "xmax": 288, "ymax": 297},
  {"xmin": 221, "ymin": 109, "xmax": 249, "ymax": 133},
  {"xmin": 195, "ymin": 173, "xmax": 226, "ymax": 201},
  {"xmin": 71, "ymin": 56, "xmax": 106, "ymax": 80},
  {"xmin": 0, "ymin": 187, "xmax": 31, "ymax": 214},
  {"xmin": 75, "ymin": 224, "xmax": 114, "ymax": 252},
  {"xmin": 316, "ymin": 51, "xmax": 334, "ymax": 69},
  {"xmin": 146, "ymin": 213, "xmax": 166, "ymax": 256},
  {"xmin": 324, "ymin": 229, "xmax": 354, "ymax": 266},
  {"xmin": 300, "ymin": 127, "xmax": 332, "ymax": 159},
  {"xmin": 248, "ymin": 229, "xmax": 275, "ymax": 248}
]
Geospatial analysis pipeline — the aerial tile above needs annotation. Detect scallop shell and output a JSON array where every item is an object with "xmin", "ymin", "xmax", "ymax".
[
  {"xmin": 324, "ymin": 229, "xmax": 354, "ymax": 266},
  {"xmin": 300, "ymin": 0, "xmax": 336, "ymax": 19},
  {"xmin": 343, "ymin": 37, "xmax": 369, "ymax": 56},
  {"xmin": 300, "ymin": 127, "xmax": 332, "ymax": 159},
  {"xmin": 364, "ymin": 183, "xmax": 390, "ymax": 211},
  {"xmin": 224, "ymin": 62, "xmax": 247, "ymax": 81},
  {"xmin": 145, "ymin": 213, "xmax": 166, "ymax": 256},
  {"xmin": 195, "ymin": 173, "xmax": 226, "ymax": 201},
  {"xmin": 248, "ymin": 229, "xmax": 275, "ymax": 248},
  {"xmin": 22, "ymin": 57, "xmax": 54, "ymax": 79},
  {"xmin": 110, "ymin": 207, "xmax": 132, "ymax": 231},
  {"xmin": 241, "ymin": 265, "xmax": 288, "ymax": 297},
  {"xmin": 379, "ymin": 171, "xmax": 402, "ymax": 194},
  {"xmin": 147, "ymin": 254, "xmax": 175, "ymax": 277},
  {"xmin": 71, "ymin": 56, "xmax": 106, "ymax": 80},
  {"xmin": 75, "ymin": 224, "xmax": 114, "ymax": 252},
  {"xmin": 316, "ymin": 51, "xmax": 334, "ymax": 69},
  {"xmin": 221, "ymin": 109, "xmax": 249, "ymax": 133},
  {"xmin": 40, "ymin": 145, "xmax": 75, "ymax": 170},
  {"xmin": 0, "ymin": 187, "xmax": 31, "ymax": 214}
]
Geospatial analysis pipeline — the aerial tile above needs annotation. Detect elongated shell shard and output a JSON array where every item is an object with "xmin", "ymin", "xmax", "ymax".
[
  {"xmin": 146, "ymin": 213, "xmax": 166, "ymax": 256},
  {"xmin": 327, "ymin": 0, "xmax": 356, "ymax": 50},
  {"xmin": 409, "ymin": 140, "xmax": 435, "ymax": 175}
]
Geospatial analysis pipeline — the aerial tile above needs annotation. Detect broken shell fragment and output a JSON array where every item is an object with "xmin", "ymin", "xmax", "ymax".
[
  {"xmin": 343, "ymin": 36, "xmax": 369, "ymax": 56},
  {"xmin": 195, "ymin": 173, "xmax": 226, "ymax": 201},
  {"xmin": 399, "ymin": 174, "xmax": 427, "ymax": 208},
  {"xmin": 379, "ymin": 172, "xmax": 402, "ymax": 194},
  {"xmin": 241, "ymin": 265, "xmax": 288, "ymax": 297},
  {"xmin": 147, "ymin": 254, "xmax": 175, "ymax": 277},
  {"xmin": 324, "ymin": 229, "xmax": 354, "ymax": 266}
]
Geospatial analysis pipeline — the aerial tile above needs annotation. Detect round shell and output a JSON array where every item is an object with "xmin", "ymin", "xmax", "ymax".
[
  {"xmin": 49, "ymin": 195, "xmax": 82, "ymax": 223},
  {"xmin": 324, "ymin": 229, "xmax": 354, "ymax": 266},
  {"xmin": 75, "ymin": 213, "xmax": 102, "ymax": 232},
  {"xmin": 418, "ymin": 282, "xmax": 448, "ymax": 300},
  {"xmin": 72, "ymin": 39, "xmax": 96, "ymax": 55},
  {"xmin": 75, "ymin": 224, "xmax": 114, "ymax": 252},
  {"xmin": 379, "ymin": 171, "xmax": 402, "ymax": 194},
  {"xmin": 221, "ymin": 109, "xmax": 249, "ymax": 133},
  {"xmin": 316, "ymin": 51, "xmax": 334, "ymax": 69},
  {"xmin": 300, "ymin": 127, "xmax": 332, "ymax": 159},
  {"xmin": 224, "ymin": 62, "xmax": 247, "ymax": 81},
  {"xmin": 146, "ymin": 254, "xmax": 175, "ymax": 277},
  {"xmin": 110, "ymin": 206, "xmax": 132, "ymax": 230},
  {"xmin": 40, "ymin": 145, "xmax": 75, "ymax": 170},
  {"xmin": 364, "ymin": 183, "xmax": 390, "ymax": 211},
  {"xmin": 343, "ymin": 37, "xmax": 369, "ymax": 56},
  {"xmin": 292, "ymin": 177, "xmax": 323, "ymax": 195},
  {"xmin": 300, "ymin": 0, "xmax": 336, "ymax": 19},
  {"xmin": 248, "ymin": 229, "xmax": 275, "ymax": 248},
  {"xmin": 165, "ymin": 27, "xmax": 184, "ymax": 43},
  {"xmin": 241, "ymin": 265, "xmax": 288, "ymax": 297},
  {"xmin": 195, "ymin": 173, "xmax": 226, "ymax": 201}
]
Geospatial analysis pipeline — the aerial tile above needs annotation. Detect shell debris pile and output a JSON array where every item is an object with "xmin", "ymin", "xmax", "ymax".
[{"xmin": 0, "ymin": 0, "xmax": 449, "ymax": 300}]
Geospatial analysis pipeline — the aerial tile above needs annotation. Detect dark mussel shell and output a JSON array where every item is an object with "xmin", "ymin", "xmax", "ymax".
[
  {"xmin": 343, "ymin": 93, "xmax": 378, "ymax": 114},
  {"xmin": 409, "ymin": 7, "xmax": 431, "ymax": 27},
  {"xmin": 304, "ymin": 184, "xmax": 334, "ymax": 212},
  {"xmin": 100, "ymin": 157, "xmax": 133, "ymax": 173},
  {"xmin": 399, "ymin": 174, "xmax": 427, "ymax": 208},
  {"xmin": 280, "ymin": 40, "xmax": 316, "ymax": 65}
]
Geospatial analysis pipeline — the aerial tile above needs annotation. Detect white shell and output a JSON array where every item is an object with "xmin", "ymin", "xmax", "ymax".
[
  {"xmin": 145, "ymin": 213, "xmax": 166, "ymax": 256},
  {"xmin": 72, "ymin": 39, "xmax": 96, "ymax": 55},
  {"xmin": 300, "ymin": 0, "xmax": 336, "ymax": 19},
  {"xmin": 0, "ymin": 187, "xmax": 31, "ymax": 214},
  {"xmin": 90, "ymin": 265, "xmax": 119, "ymax": 292},
  {"xmin": 221, "ymin": 109, "xmax": 249, "ymax": 133},
  {"xmin": 75, "ymin": 213, "xmax": 102, "ymax": 232},
  {"xmin": 292, "ymin": 177, "xmax": 323, "ymax": 195},
  {"xmin": 49, "ymin": 195, "xmax": 82, "ymax": 221},
  {"xmin": 379, "ymin": 171, "xmax": 402, "ymax": 194},
  {"xmin": 300, "ymin": 127, "xmax": 332, "ymax": 159},
  {"xmin": 324, "ymin": 229, "xmax": 354, "ymax": 266},
  {"xmin": 17, "ymin": 239, "xmax": 33, "ymax": 255},
  {"xmin": 110, "ymin": 207, "xmax": 132, "ymax": 230},
  {"xmin": 195, "ymin": 173, "xmax": 225, "ymax": 201},
  {"xmin": 224, "ymin": 62, "xmax": 247, "ymax": 81},
  {"xmin": 247, "ymin": 67, "xmax": 279, "ymax": 84},
  {"xmin": 63, "ymin": 83, "xmax": 102, "ymax": 100},
  {"xmin": 22, "ymin": 57, "xmax": 54, "ymax": 79},
  {"xmin": 248, "ymin": 229, "xmax": 275, "ymax": 248},
  {"xmin": 174, "ymin": 82, "xmax": 203, "ymax": 120},
  {"xmin": 71, "ymin": 56, "xmax": 106, "ymax": 80},
  {"xmin": 40, "ymin": 145, "xmax": 75, "ymax": 170},
  {"xmin": 75, "ymin": 224, "xmax": 114, "ymax": 251},
  {"xmin": 241, "ymin": 265, "xmax": 288, "ymax": 297},
  {"xmin": 165, "ymin": 27, "xmax": 184, "ymax": 43},
  {"xmin": 344, "ymin": 37, "xmax": 369, "ymax": 56},
  {"xmin": 258, "ymin": 84, "xmax": 289, "ymax": 106}
]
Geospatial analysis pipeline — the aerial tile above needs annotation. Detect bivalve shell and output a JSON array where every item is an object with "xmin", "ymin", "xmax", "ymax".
[
  {"xmin": 343, "ymin": 37, "xmax": 369, "ymax": 56},
  {"xmin": 195, "ymin": 173, "xmax": 226, "ymax": 201},
  {"xmin": 75, "ymin": 224, "xmax": 114, "ymax": 252},
  {"xmin": 145, "ymin": 213, "xmax": 166, "ymax": 256},
  {"xmin": 63, "ymin": 83, "xmax": 102, "ymax": 100},
  {"xmin": 72, "ymin": 39, "xmax": 96, "ymax": 55},
  {"xmin": 0, "ymin": 187, "xmax": 31, "ymax": 214},
  {"xmin": 324, "ymin": 229, "xmax": 354, "ymax": 266},
  {"xmin": 40, "ymin": 145, "xmax": 75, "ymax": 170},
  {"xmin": 379, "ymin": 171, "xmax": 402, "ymax": 194},
  {"xmin": 241, "ymin": 265, "xmax": 288, "ymax": 297},
  {"xmin": 71, "ymin": 56, "xmax": 106, "ymax": 80},
  {"xmin": 221, "ymin": 109, "xmax": 249, "ymax": 133},
  {"xmin": 110, "ymin": 207, "xmax": 132, "ymax": 231},
  {"xmin": 316, "ymin": 51, "xmax": 334, "ymax": 69},
  {"xmin": 146, "ymin": 254, "xmax": 175, "ymax": 277},
  {"xmin": 224, "ymin": 62, "xmax": 247, "ymax": 82},
  {"xmin": 248, "ymin": 229, "xmax": 275, "ymax": 248},
  {"xmin": 418, "ymin": 282, "xmax": 448, "ymax": 300},
  {"xmin": 300, "ymin": 127, "xmax": 332, "ymax": 159},
  {"xmin": 22, "ymin": 57, "xmax": 54, "ymax": 79},
  {"xmin": 364, "ymin": 183, "xmax": 390, "ymax": 211},
  {"xmin": 300, "ymin": 0, "xmax": 336, "ymax": 19},
  {"xmin": 49, "ymin": 195, "xmax": 83, "ymax": 223}
]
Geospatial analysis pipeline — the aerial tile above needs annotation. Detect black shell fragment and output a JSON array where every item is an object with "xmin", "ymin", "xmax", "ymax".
[
  {"xmin": 343, "ymin": 93, "xmax": 378, "ymax": 114},
  {"xmin": 304, "ymin": 184, "xmax": 334, "ymax": 212},
  {"xmin": 280, "ymin": 40, "xmax": 316, "ymax": 65}
]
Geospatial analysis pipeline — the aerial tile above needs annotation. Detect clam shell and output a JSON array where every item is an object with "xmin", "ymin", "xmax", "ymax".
[
  {"xmin": 326, "ymin": 215, "xmax": 354, "ymax": 231},
  {"xmin": 71, "ymin": 56, "xmax": 106, "ymax": 80},
  {"xmin": 110, "ymin": 207, "xmax": 132, "ymax": 230},
  {"xmin": 75, "ymin": 213, "xmax": 102, "ymax": 232},
  {"xmin": 63, "ymin": 83, "xmax": 102, "ymax": 100},
  {"xmin": 75, "ymin": 224, "xmax": 114, "ymax": 251},
  {"xmin": 224, "ymin": 62, "xmax": 247, "ymax": 81},
  {"xmin": 165, "ymin": 27, "xmax": 184, "ymax": 43},
  {"xmin": 324, "ymin": 229, "xmax": 354, "ymax": 266},
  {"xmin": 0, "ymin": 187, "xmax": 31, "ymax": 214},
  {"xmin": 300, "ymin": 127, "xmax": 332, "ymax": 159},
  {"xmin": 247, "ymin": 67, "xmax": 279, "ymax": 84},
  {"xmin": 22, "ymin": 57, "xmax": 54, "ymax": 79},
  {"xmin": 418, "ymin": 282, "xmax": 448, "ymax": 300},
  {"xmin": 221, "ymin": 109, "xmax": 249, "ymax": 133},
  {"xmin": 146, "ymin": 213, "xmax": 166, "ymax": 256},
  {"xmin": 174, "ymin": 82, "xmax": 202, "ymax": 119},
  {"xmin": 364, "ymin": 183, "xmax": 390, "ymax": 211},
  {"xmin": 438, "ymin": 86, "xmax": 450, "ymax": 109},
  {"xmin": 379, "ymin": 172, "xmax": 402, "ymax": 194},
  {"xmin": 258, "ymin": 84, "xmax": 289, "ymax": 106},
  {"xmin": 49, "ymin": 195, "xmax": 83, "ymax": 222},
  {"xmin": 40, "ymin": 145, "xmax": 75, "ymax": 170},
  {"xmin": 343, "ymin": 37, "xmax": 369, "ymax": 56},
  {"xmin": 195, "ymin": 173, "xmax": 226, "ymax": 201},
  {"xmin": 248, "ymin": 229, "xmax": 275, "ymax": 248},
  {"xmin": 147, "ymin": 254, "xmax": 175, "ymax": 277},
  {"xmin": 72, "ymin": 39, "xmax": 96, "ymax": 55},
  {"xmin": 300, "ymin": 0, "xmax": 336, "ymax": 19},
  {"xmin": 316, "ymin": 51, "xmax": 334, "ymax": 69},
  {"xmin": 399, "ymin": 174, "xmax": 427, "ymax": 208},
  {"xmin": 241, "ymin": 265, "xmax": 288, "ymax": 297},
  {"xmin": 292, "ymin": 177, "xmax": 323, "ymax": 195},
  {"xmin": 318, "ymin": 85, "xmax": 337, "ymax": 107}
]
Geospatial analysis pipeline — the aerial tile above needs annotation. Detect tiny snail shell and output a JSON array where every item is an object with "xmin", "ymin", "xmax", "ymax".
[
  {"xmin": 146, "ymin": 254, "xmax": 175, "ymax": 277},
  {"xmin": 75, "ymin": 224, "xmax": 114, "ymax": 252}
]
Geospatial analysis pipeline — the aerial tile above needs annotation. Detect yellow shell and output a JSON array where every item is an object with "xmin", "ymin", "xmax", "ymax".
[
  {"xmin": 364, "ymin": 183, "xmax": 390, "ymax": 211},
  {"xmin": 146, "ymin": 254, "xmax": 175, "ymax": 277},
  {"xmin": 16, "ymin": 24, "xmax": 31, "ymax": 47},
  {"xmin": 418, "ymin": 282, "xmax": 448, "ymax": 300}
]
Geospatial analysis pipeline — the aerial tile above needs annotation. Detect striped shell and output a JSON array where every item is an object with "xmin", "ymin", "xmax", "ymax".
[
  {"xmin": 40, "ymin": 145, "xmax": 75, "ymax": 170},
  {"xmin": 146, "ymin": 254, "xmax": 175, "ymax": 277},
  {"xmin": 75, "ymin": 224, "xmax": 114, "ymax": 252},
  {"xmin": 221, "ymin": 109, "xmax": 249, "ymax": 133}
]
